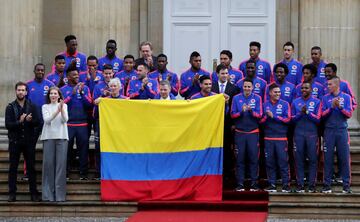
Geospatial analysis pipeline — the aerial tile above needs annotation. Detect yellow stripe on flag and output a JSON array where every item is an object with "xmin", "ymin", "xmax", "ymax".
[{"xmin": 99, "ymin": 94, "xmax": 224, "ymax": 153}]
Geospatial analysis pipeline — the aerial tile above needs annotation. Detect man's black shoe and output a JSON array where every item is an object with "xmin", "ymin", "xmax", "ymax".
[
  {"xmin": 8, "ymin": 194, "xmax": 16, "ymax": 202},
  {"xmin": 31, "ymin": 193, "xmax": 41, "ymax": 202}
]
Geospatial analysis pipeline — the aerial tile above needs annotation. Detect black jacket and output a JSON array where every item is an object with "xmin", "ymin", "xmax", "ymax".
[{"xmin": 5, "ymin": 99, "xmax": 39, "ymax": 143}]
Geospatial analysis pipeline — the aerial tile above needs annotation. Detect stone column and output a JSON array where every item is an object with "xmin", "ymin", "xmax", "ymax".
[
  {"xmin": 0, "ymin": 0, "xmax": 43, "ymax": 115},
  {"xmin": 299, "ymin": 0, "xmax": 360, "ymax": 128},
  {"xmin": 71, "ymin": 0, "xmax": 131, "ymax": 60}
]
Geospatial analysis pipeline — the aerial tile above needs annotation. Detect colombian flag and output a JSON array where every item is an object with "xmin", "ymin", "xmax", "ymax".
[{"xmin": 100, "ymin": 94, "xmax": 224, "ymax": 201}]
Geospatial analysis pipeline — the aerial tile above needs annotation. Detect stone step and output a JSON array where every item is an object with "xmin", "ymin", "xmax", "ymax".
[
  {"xmin": 0, "ymin": 169, "xmax": 99, "ymax": 180},
  {"xmin": 0, "ymin": 180, "xmax": 100, "ymax": 191},
  {"xmin": 269, "ymin": 202, "xmax": 360, "ymax": 219},
  {"xmin": 0, "ymin": 190, "xmax": 102, "ymax": 201},
  {"xmin": 269, "ymin": 192, "xmax": 360, "ymax": 203},
  {"xmin": 0, "ymin": 200, "xmax": 137, "ymax": 217}
]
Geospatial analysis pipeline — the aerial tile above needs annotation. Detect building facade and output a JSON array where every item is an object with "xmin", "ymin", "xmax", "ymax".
[{"xmin": 0, "ymin": 0, "xmax": 359, "ymax": 127}]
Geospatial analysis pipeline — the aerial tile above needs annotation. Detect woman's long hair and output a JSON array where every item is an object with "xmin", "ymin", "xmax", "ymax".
[{"xmin": 45, "ymin": 86, "xmax": 64, "ymax": 104}]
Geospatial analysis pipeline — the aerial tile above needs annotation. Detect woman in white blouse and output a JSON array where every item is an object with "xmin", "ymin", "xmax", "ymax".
[{"xmin": 40, "ymin": 86, "xmax": 68, "ymax": 201}]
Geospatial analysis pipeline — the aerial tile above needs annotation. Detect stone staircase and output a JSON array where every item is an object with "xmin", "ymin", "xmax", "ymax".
[
  {"xmin": 268, "ymin": 128, "xmax": 360, "ymax": 219},
  {"xmin": 0, "ymin": 118, "xmax": 137, "ymax": 218},
  {"xmin": 0, "ymin": 118, "xmax": 360, "ymax": 219}
]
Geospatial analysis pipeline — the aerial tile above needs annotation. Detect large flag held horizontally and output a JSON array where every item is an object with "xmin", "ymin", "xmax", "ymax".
[{"xmin": 99, "ymin": 94, "xmax": 224, "ymax": 201}]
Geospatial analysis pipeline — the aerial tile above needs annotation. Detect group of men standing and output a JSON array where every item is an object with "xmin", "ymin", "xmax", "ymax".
[{"xmin": 5, "ymin": 35, "xmax": 356, "ymax": 202}]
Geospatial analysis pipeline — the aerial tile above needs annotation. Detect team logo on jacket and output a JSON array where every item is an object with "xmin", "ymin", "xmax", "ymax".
[
  {"xmin": 308, "ymin": 101, "xmax": 315, "ymax": 111},
  {"xmin": 95, "ymin": 76, "xmax": 101, "ymax": 81},
  {"xmin": 31, "ymin": 87, "xmax": 35, "ymax": 91},
  {"xmin": 258, "ymin": 65, "xmax": 263, "ymax": 70},
  {"xmin": 44, "ymin": 85, "xmax": 49, "ymax": 91},
  {"xmin": 292, "ymin": 65, "xmax": 297, "ymax": 70},
  {"xmin": 313, "ymin": 87, "xmax": 318, "ymax": 92},
  {"xmin": 114, "ymin": 62, "xmax": 119, "ymax": 67},
  {"xmin": 251, "ymin": 99, "xmax": 255, "ymax": 104},
  {"xmin": 255, "ymin": 83, "xmax": 260, "ymax": 88},
  {"xmin": 147, "ymin": 82, "xmax": 153, "ymax": 87},
  {"xmin": 76, "ymin": 58, "xmax": 81, "ymax": 67},
  {"xmin": 276, "ymin": 104, "xmax": 283, "ymax": 114},
  {"xmin": 131, "ymin": 76, "xmax": 136, "ymax": 80},
  {"xmin": 230, "ymin": 74, "xmax": 235, "ymax": 80}
]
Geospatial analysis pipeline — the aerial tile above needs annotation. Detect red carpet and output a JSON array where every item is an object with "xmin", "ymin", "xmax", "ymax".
[
  {"xmin": 127, "ymin": 211, "xmax": 267, "ymax": 222},
  {"xmin": 127, "ymin": 190, "xmax": 268, "ymax": 222}
]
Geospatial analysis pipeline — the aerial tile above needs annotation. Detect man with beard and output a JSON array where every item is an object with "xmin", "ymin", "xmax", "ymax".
[
  {"xmin": 5, "ymin": 82, "xmax": 40, "ymax": 202},
  {"xmin": 180, "ymin": 51, "xmax": 211, "ymax": 99},
  {"xmin": 127, "ymin": 63, "xmax": 159, "ymax": 99},
  {"xmin": 190, "ymin": 75, "xmax": 216, "ymax": 99}
]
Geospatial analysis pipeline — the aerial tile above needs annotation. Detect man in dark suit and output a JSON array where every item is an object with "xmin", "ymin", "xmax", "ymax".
[
  {"xmin": 212, "ymin": 64, "xmax": 240, "ymax": 188},
  {"xmin": 135, "ymin": 41, "xmax": 157, "ymax": 72}
]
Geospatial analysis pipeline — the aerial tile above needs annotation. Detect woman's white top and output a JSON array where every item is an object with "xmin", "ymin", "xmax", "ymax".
[{"xmin": 40, "ymin": 103, "xmax": 69, "ymax": 140}]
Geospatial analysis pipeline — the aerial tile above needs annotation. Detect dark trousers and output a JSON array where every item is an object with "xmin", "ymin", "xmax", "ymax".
[
  {"xmin": 294, "ymin": 133, "xmax": 318, "ymax": 187},
  {"xmin": 8, "ymin": 141, "xmax": 38, "ymax": 195},
  {"xmin": 323, "ymin": 128, "xmax": 351, "ymax": 188},
  {"xmin": 94, "ymin": 119, "xmax": 100, "ymax": 173},
  {"xmin": 264, "ymin": 139, "xmax": 290, "ymax": 186},
  {"xmin": 234, "ymin": 131, "xmax": 259, "ymax": 185},
  {"xmin": 67, "ymin": 125, "xmax": 89, "ymax": 176}
]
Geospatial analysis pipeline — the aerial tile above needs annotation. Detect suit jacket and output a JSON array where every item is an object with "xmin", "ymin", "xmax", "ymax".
[
  {"xmin": 135, "ymin": 55, "xmax": 158, "ymax": 72},
  {"xmin": 212, "ymin": 81, "xmax": 240, "ymax": 126}
]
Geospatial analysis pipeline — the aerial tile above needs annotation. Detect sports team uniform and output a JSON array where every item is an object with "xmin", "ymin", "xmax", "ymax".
[
  {"xmin": 180, "ymin": 68, "xmax": 210, "ymax": 99},
  {"xmin": 148, "ymin": 69, "xmax": 179, "ymax": 96},
  {"xmin": 291, "ymin": 96, "xmax": 322, "ymax": 188},
  {"xmin": 239, "ymin": 58, "xmax": 273, "ymax": 84},
  {"xmin": 231, "ymin": 93, "xmax": 263, "ymax": 187}
]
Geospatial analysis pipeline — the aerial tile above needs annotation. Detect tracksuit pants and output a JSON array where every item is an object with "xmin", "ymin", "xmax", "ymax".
[
  {"xmin": 293, "ymin": 133, "xmax": 318, "ymax": 187},
  {"xmin": 234, "ymin": 131, "xmax": 259, "ymax": 185},
  {"xmin": 67, "ymin": 125, "xmax": 89, "ymax": 176},
  {"xmin": 323, "ymin": 128, "xmax": 351, "ymax": 188},
  {"xmin": 264, "ymin": 139, "xmax": 290, "ymax": 186}
]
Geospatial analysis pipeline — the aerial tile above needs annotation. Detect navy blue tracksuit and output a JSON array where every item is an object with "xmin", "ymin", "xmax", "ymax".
[
  {"xmin": 231, "ymin": 93, "xmax": 263, "ymax": 185},
  {"xmin": 61, "ymin": 84, "xmax": 92, "ymax": 177},
  {"xmin": 291, "ymin": 96, "xmax": 321, "ymax": 187},
  {"xmin": 322, "ymin": 92, "xmax": 353, "ymax": 189},
  {"xmin": 261, "ymin": 99, "xmax": 291, "ymax": 186}
]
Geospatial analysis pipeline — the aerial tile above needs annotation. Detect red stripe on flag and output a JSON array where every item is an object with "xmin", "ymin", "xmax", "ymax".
[{"xmin": 101, "ymin": 175, "xmax": 222, "ymax": 201}]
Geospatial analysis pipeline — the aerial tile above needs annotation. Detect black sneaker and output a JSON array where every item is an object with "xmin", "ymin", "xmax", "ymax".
[
  {"xmin": 321, "ymin": 186, "xmax": 332, "ymax": 193},
  {"xmin": 295, "ymin": 185, "xmax": 305, "ymax": 193},
  {"xmin": 8, "ymin": 194, "xmax": 16, "ymax": 202},
  {"xmin": 264, "ymin": 184, "xmax": 277, "ymax": 193},
  {"xmin": 282, "ymin": 185, "xmax": 291, "ymax": 193},
  {"xmin": 342, "ymin": 187, "xmax": 352, "ymax": 194},
  {"xmin": 235, "ymin": 184, "xmax": 245, "ymax": 192},
  {"xmin": 250, "ymin": 183, "xmax": 260, "ymax": 191},
  {"xmin": 308, "ymin": 186, "xmax": 316, "ymax": 193},
  {"xmin": 80, "ymin": 176, "xmax": 89, "ymax": 180}
]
